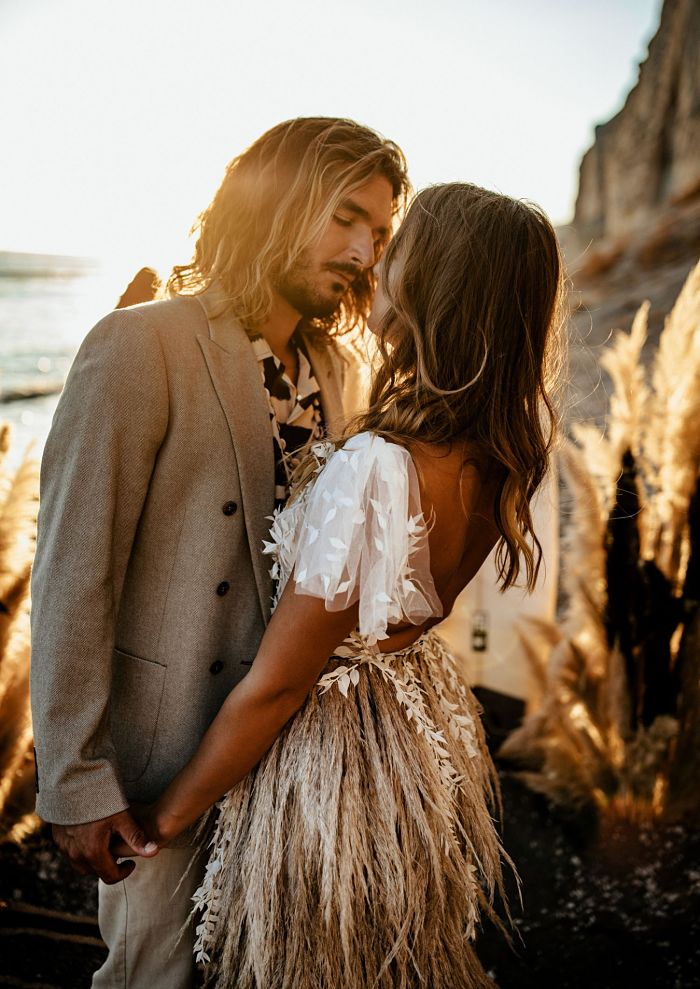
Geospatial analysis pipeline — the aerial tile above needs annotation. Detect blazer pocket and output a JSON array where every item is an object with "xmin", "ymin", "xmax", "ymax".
[{"xmin": 111, "ymin": 648, "xmax": 167, "ymax": 783}]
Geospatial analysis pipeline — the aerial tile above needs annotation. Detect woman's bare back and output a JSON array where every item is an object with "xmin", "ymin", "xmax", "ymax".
[{"xmin": 379, "ymin": 439, "xmax": 501, "ymax": 653}]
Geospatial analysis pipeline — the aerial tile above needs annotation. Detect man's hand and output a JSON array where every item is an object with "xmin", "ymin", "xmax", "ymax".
[{"xmin": 52, "ymin": 809, "xmax": 159, "ymax": 884}]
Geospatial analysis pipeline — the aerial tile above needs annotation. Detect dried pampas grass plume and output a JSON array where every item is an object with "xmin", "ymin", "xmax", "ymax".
[
  {"xmin": 599, "ymin": 300, "xmax": 649, "ymax": 465},
  {"xmin": 0, "ymin": 424, "xmax": 40, "ymax": 843},
  {"xmin": 499, "ymin": 260, "xmax": 700, "ymax": 825},
  {"xmin": 645, "ymin": 262, "xmax": 700, "ymax": 584}
]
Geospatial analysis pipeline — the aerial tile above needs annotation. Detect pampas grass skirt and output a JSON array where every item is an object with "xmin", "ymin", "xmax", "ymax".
[{"xmin": 192, "ymin": 629, "xmax": 516, "ymax": 989}]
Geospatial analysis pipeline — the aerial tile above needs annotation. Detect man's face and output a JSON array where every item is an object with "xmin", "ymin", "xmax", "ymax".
[{"xmin": 274, "ymin": 172, "xmax": 394, "ymax": 319}]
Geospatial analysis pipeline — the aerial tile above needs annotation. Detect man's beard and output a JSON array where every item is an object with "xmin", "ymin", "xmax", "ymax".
[{"xmin": 274, "ymin": 260, "xmax": 348, "ymax": 320}]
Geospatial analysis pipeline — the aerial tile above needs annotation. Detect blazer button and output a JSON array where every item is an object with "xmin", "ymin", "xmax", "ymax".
[
  {"xmin": 222, "ymin": 501, "xmax": 238, "ymax": 516},
  {"xmin": 216, "ymin": 581, "xmax": 230, "ymax": 596},
  {"xmin": 209, "ymin": 660, "xmax": 224, "ymax": 675}
]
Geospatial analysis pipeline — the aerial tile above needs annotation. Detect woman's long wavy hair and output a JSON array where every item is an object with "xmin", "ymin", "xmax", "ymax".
[
  {"xmin": 167, "ymin": 117, "xmax": 410, "ymax": 338},
  {"xmin": 353, "ymin": 183, "xmax": 566, "ymax": 592}
]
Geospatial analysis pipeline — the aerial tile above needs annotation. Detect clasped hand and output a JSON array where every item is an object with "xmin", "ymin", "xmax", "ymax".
[{"xmin": 52, "ymin": 804, "xmax": 162, "ymax": 885}]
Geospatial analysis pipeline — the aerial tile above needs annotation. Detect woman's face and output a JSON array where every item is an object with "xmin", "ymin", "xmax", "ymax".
[{"xmin": 368, "ymin": 247, "xmax": 404, "ymax": 338}]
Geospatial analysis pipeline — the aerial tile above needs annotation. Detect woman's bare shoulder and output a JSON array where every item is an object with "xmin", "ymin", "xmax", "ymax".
[{"xmin": 406, "ymin": 439, "xmax": 491, "ymax": 506}]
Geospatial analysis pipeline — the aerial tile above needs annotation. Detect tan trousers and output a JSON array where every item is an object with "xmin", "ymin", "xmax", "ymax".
[{"xmin": 92, "ymin": 847, "xmax": 204, "ymax": 989}]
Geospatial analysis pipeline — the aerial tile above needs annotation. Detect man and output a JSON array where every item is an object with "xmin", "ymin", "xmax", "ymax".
[{"xmin": 30, "ymin": 117, "xmax": 409, "ymax": 987}]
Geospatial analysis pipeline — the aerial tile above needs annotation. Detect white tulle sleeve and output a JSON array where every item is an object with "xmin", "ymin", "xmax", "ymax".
[{"xmin": 281, "ymin": 431, "xmax": 443, "ymax": 645}]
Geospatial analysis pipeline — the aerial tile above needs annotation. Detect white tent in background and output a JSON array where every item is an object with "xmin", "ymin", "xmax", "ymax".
[{"xmin": 438, "ymin": 465, "xmax": 559, "ymax": 706}]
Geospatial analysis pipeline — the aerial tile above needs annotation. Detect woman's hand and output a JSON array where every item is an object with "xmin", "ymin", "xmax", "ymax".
[{"xmin": 109, "ymin": 801, "xmax": 168, "ymax": 857}]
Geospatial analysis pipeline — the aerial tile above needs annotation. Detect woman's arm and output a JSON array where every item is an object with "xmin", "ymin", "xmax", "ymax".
[{"xmin": 149, "ymin": 584, "xmax": 359, "ymax": 844}]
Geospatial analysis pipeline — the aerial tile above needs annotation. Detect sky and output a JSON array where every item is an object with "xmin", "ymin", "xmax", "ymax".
[{"xmin": 1, "ymin": 0, "xmax": 662, "ymax": 272}]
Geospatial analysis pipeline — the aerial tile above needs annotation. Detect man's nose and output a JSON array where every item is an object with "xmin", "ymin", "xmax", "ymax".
[{"xmin": 348, "ymin": 228, "xmax": 375, "ymax": 269}]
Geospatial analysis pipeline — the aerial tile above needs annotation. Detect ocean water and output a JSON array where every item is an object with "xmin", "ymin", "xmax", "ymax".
[{"xmin": 0, "ymin": 252, "xmax": 139, "ymax": 467}]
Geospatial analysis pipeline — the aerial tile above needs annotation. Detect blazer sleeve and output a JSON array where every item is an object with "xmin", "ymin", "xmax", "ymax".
[{"xmin": 30, "ymin": 307, "xmax": 169, "ymax": 825}]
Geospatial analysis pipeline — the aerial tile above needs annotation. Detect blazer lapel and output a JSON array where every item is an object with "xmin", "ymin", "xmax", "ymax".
[{"xmin": 196, "ymin": 284, "xmax": 274, "ymax": 622}]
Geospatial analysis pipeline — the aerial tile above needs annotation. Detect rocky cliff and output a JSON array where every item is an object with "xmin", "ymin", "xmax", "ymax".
[
  {"xmin": 563, "ymin": 0, "xmax": 700, "ymax": 429},
  {"xmin": 573, "ymin": 0, "xmax": 700, "ymax": 244}
]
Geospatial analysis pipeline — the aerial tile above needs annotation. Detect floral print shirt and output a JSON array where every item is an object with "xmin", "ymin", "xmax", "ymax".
[{"xmin": 252, "ymin": 333, "xmax": 326, "ymax": 510}]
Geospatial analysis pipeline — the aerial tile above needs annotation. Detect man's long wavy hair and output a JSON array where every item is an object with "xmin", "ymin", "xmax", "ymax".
[
  {"xmin": 167, "ymin": 117, "xmax": 410, "ymax": 338},
  {"xmin": 352, "ymin": 183, "xmax": 566, "ymax": 592}
]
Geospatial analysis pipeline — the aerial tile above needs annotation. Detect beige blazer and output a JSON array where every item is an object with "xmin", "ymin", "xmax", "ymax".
[{"xmin": 30, "ymin": 284, "xmax": 357, "ymax": 826}]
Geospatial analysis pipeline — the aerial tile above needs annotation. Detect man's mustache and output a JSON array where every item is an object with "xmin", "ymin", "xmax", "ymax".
[{"xmin": 326, "ymin": 263, "xmax": 364, "ymax": 283}]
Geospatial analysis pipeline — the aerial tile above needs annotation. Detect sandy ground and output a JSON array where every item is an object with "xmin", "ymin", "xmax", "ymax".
[{"xmin": 2, "ymin": 764, "xmax": 699, "ymax": 988}]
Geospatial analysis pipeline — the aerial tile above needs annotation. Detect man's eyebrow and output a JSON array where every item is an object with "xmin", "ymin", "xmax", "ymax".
[{"xmin": 339, "ymin": 198, "xmax": 389, "ymax": 238}]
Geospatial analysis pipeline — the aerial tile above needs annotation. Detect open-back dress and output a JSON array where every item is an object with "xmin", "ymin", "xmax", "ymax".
[{"xmin": 191, "ymin": 431, "xmax": 516, "ymax": 989}]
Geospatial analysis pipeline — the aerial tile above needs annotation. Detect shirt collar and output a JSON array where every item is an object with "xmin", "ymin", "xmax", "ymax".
[{"xmin": 251, "ymin": 337, "xmax": 318, "ymax": 401}]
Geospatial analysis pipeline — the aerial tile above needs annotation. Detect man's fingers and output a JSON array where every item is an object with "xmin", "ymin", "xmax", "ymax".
[
  {"xmin": 115, "ymin": 859, "xmax": 136, "ymax": 882},
  {"xmin": 51, "ymin": 815, "xmax": 151, "ymax": 882},
  {"xmin": 85, "ymin": 844, "xmax": 132, "ymax": 885},
  {"xmin": 50, "ymin": 811, "xmax": 157, "ymax": 885}
]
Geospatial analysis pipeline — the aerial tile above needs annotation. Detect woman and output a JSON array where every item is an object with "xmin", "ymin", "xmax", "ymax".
[{"xmin": 138, "ymin": 182, "xmax": 564, "ymax": 988}]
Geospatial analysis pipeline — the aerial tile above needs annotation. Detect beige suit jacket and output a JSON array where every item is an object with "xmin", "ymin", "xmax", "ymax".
[{"xmin": 30, "ymin": 284, "xmax": 359, "ymax": 825}]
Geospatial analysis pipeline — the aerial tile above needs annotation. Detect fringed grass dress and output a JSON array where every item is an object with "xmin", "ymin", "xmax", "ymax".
[{"xmin": 191, "ymin": 432, "xmax": 516, "ymax": 989}]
